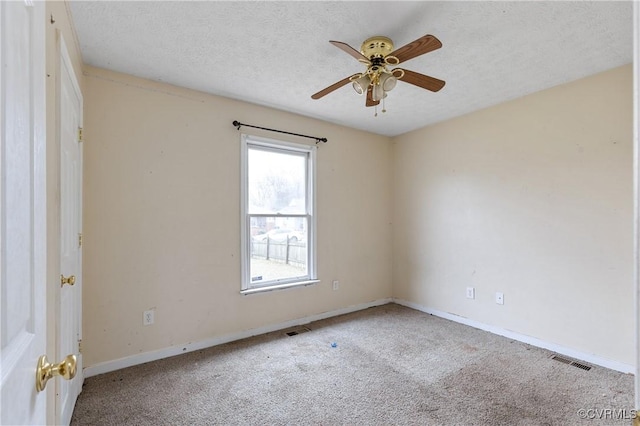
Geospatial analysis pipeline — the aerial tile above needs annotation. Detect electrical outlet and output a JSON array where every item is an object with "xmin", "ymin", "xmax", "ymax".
[
  {"xmin": 466, "ymin": 287, "xmax": 475, "ymax": 299},
  {"xmin": 332, "ymin": 280, "xmax": 339, "ymax": 291},
  {"xmin": 143, "ymin": 310, "xmax": 154, "ymax": 326},
  {"xmin": 495, "ymin": 292, "xmax": 504, "ymax": 305}
]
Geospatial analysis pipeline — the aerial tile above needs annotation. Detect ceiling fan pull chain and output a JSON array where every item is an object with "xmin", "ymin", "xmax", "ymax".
[
  {"xmin": 382, "ymin": 96, "xmax": 386, "ymax": 114},
  {"xmin": 374, "ymin": 104, "xmax": 378, "ymax": 117}
]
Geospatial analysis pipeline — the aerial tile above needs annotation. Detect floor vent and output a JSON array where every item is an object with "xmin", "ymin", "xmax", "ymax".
[
  {"xmin": 285, "ymin": 327, "xmax": 311, "ymax": 337},
  {"xmin": 571, "ymin": 362, "xmax": 592, "ymax": 371},
  {"xmin": 550, "ymin": 354, "xmax": 592, "ymax": 371}
]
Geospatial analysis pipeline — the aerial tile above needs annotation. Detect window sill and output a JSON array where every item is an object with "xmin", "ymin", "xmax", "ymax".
[{"xmin": 241, "ymin": 280, "xmax": 320, "ymax": 295}]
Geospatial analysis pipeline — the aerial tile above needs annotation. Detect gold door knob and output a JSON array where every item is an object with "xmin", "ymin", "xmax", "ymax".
[
  {"xmin": 36, "ymin": 354, "xmax": 77, "ymax": 392},
  {"xmin": 60, "ymin": 274, "xmax": 75, "ymax": 287}
]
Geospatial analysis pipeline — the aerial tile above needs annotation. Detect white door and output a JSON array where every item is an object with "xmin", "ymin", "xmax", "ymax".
[
  {"xmin": 0, "ymin": 1, "xmax": 48, "ymax": 424},
  {"xmin": 58, "ymin": 34, "xmax": 83, "ymax": 425}
]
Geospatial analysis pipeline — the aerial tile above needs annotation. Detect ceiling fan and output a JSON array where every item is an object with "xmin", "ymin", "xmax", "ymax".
[{"xmin": 311, "ymin": 34, "xmax": 445, "ymax": 114}]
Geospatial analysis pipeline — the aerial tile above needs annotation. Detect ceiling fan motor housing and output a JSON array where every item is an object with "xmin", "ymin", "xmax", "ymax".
[{"xmin": 360, "ymin": 36, "xmax": 394, "ymax": 60}]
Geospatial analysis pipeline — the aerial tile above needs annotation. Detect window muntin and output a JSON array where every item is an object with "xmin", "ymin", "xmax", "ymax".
[{"xmin": 241, "ymin": 135, "xmax": 316, "ymax": 292}]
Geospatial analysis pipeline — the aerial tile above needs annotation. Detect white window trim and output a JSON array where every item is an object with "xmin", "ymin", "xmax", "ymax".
[{"xmin": 240, "ymin": 134, "xmax": 317, "ymax": 294}]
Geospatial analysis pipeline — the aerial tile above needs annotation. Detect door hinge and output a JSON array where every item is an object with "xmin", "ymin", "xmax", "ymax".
[
  {"xmin": 78, "ymin": 127, "xmax": 83, "ymax": 143},
  {"xmin": 78, "ymin": 233, "xmax": 83, "ymax": 248},
  {"xmin": 78, "ymin": 339, "xmax": 83, "ymax": 354}
]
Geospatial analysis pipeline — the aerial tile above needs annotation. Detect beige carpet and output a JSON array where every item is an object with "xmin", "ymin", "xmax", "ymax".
[{"xmin": 71, "ymin": 303, "xmax": 633, "ymax": 425}]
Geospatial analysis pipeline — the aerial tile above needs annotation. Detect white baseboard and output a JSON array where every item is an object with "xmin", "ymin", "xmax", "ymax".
[
  {"xmin": 85, "ymin": 297, "xmax": 633, "ymax": 378},
  {"xmin": 393, "ymin": 298, "xmax": 634, "ymax": 374},
  {"xmin": 83, "ymin": 298, "xmax": 393, "ymax": 378}
]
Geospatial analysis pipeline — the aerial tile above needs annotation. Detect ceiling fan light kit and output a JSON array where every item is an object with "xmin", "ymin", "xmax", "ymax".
[
  {"xmin": 351, "ymin": 74, "xmax": 370, "ymax": 95},
  {"xmin": 311, "ymin": 34, "xmax": 446, "ymax": 116},
  {"xmin": 379, "ymin": 72, "xmax": 398, "ymax": 92}
]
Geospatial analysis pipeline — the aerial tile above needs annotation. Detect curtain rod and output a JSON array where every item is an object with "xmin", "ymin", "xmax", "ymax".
[{"xmin": 232, "ymin": 120, "xmax": 327, "ymax": 144}]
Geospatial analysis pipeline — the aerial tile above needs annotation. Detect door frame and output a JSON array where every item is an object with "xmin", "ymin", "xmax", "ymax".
[
  {"xmin": 634, "ymin": 0, "xmax": 640, "ymax": 416},
  {"xmin": 54, "ymin": 31, "xmax": 84, "ymax": 425}
]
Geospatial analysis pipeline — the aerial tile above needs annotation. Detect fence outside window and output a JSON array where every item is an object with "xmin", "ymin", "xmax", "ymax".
[{"xmin": 250, "ymin": 237, "xmax": 307, "ymax": 268}]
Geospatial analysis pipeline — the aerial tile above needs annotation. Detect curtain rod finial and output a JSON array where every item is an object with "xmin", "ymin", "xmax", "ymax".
[{"xmin": 233, "ymin": 120, "xmax": 241, "ymax": 130}]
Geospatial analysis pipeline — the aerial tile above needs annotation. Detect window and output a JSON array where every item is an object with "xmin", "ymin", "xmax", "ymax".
[{"xmin": 240, "ymin": 134, "xmax": 317, "ymax": 293}]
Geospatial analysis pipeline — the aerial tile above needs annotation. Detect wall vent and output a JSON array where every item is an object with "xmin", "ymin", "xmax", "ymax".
[
  {"xmin": 550, "ymin": 354, "xmax": 592, "ymax": 371},
  {"xmin": 285, "ymin": 326, "xmax": 311, "ymax": 336}
]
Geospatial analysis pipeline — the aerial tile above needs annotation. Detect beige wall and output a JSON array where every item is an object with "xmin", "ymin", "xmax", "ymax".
[
  {"xmin": 392, "ymin": 65, "xmax": 633, "ymax": 365},
  {"xmin": 82, "ymin": 67, "xmax": 393, "ymax": 367},
  {"xmin": 81, "ymin": 56, "xmax": 632, "ymax": 368}
]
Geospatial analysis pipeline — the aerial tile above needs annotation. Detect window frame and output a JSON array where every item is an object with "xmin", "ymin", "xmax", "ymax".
[{"xmin": 240, "ymin": 134, "xmax": 318, "ymax": 294}]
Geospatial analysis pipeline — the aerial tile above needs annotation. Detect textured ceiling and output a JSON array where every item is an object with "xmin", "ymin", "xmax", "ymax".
[{"xmin": 69, "ymin": 1, "xmax": 633, "ymax": 137}]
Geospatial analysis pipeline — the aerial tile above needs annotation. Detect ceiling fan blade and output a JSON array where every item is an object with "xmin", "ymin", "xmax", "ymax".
[
  {"xmin": 330, "ymin": 40, "xmax": 370, "ymax": 63},
  {"xmin": 365, "ymin": 86, "xmax": 379, "ymax": 107},
  {"xmin": 397, "ymin": 69, "xmax": 446, "ymax": 92},
  {"xmin": 311, "ymin": 75, "xmax": 355, "ymax": 99},
  {"xmin": 388, "ymin": 34, "xmax": 442, "ymax": 64}
]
